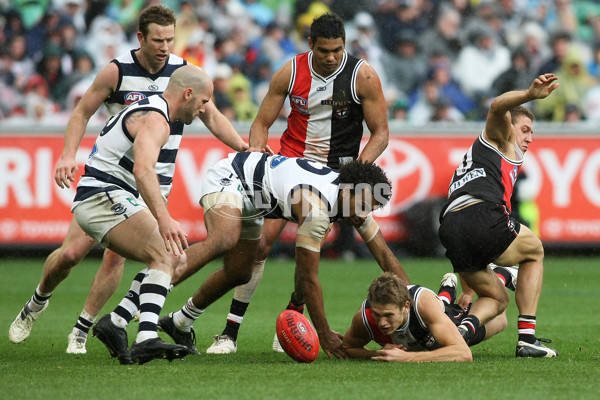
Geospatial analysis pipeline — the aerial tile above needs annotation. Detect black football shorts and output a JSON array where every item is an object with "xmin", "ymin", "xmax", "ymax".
[{"xmin": 438, "ymin": 201, "xmax": 520, "ymax": 273}]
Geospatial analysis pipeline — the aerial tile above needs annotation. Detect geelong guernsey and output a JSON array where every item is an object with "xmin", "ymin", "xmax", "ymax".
[
  {"xmin": 105, "ymin": 50, "xmax": 186, "ymax": 135},
  {"xmin": 280, "ymin": 51, "xmax": 365, "ymax": 170},
  {"xmin": 441, "ymin": 133, "xmax": 523, "ymax": 216},
  {"xmin": 228, "ymin": 152, "xmax": 340, "ymax": 222},
  {"xmin": 72, "ymin": 95, "xmax": 180, "ymax": 209}
]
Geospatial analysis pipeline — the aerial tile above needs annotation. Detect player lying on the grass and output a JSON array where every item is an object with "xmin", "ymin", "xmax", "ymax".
[{"xmin": 342, "ymin": 272, "xmax": 508, "ymax": 362}]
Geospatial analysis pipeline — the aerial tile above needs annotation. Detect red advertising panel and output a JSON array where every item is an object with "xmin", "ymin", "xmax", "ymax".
[{"xmin": 0, "ymin": 134, "xmax": 598, "ymax": 244}]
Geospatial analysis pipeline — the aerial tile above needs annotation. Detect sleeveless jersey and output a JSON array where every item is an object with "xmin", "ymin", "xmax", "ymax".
[
  {"xmin": 360, "ymin": 285, "xmax": 445, "ymax": 351},
  {"xmin": 228, "ymin": 152, "xmax": 340, "ymax": 222},
  {"xmin": 105, "ymin": 50, "xmax": 186, "ymax": 134},
  {"xmin": 72, "ymin": 95, "xmax": 180, "ymax": 208},
  {"xmin": 280, "ymin": 51, "xmax": 365, "ymax": 170},
  {"xmin": 441, "ymin": 133, "xmax": 523, "ymax": 216}
]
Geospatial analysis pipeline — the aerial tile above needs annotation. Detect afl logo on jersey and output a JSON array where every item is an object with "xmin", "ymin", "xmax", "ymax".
[
  {"xmin": 290, "ymin": 95, "xmax": 309, "ymax": 114},
  {"xmin": 125, "ymin": 92, "xmax": 146, "ymax": 105},
  {"xmin": 148, "ymin": 84, "xmax": 159, "ymax": 91}
]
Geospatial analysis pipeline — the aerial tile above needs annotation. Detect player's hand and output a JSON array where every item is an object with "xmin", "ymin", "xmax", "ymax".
[
  {"xmin": 372, "ymin": 347, "xmax": 411, "ymax": 362},
  {"xmin": 54, "ymin": 155, "xmax": 78, "ymax": 189},
  {"xmin": 320, "ymin": 329, "xmax": 348, "ymax": 359},
  {"xmin": 158, "ymin": 216, "xmax": 188, "ymax": 256},
  {"xmin": 529, "ymin": 73, "xmax": 559, "ymax": 100}
]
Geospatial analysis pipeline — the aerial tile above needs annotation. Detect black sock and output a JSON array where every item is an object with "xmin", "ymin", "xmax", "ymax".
[
  {"xmin": 470, "ymin": 325, "xmax": 487, "ymax": 346},
  {"xmin": 494, "ymin": 267, "xmax": 513, "ymax": 288},
  {"xmin": 222, "ymin": 299, "xmax": 250, "ymax": 341}
]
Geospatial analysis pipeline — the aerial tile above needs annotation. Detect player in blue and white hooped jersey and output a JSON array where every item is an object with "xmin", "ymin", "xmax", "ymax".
[
  {"xmin": 162, "ymin": 153, "xmax": 393, "ymax": 359},
  {"xmin": 8, "ymin": 5, "xmax": 247, "ymax": 357},
  {"xmin": 70, "ymin": 65, "xmax": 213, "ymax": 364}
]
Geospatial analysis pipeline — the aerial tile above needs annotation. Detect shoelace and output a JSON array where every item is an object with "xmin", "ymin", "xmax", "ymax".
[{"xmin": 537, "ymin": 337, "xmax": 552, "ymax": 344}]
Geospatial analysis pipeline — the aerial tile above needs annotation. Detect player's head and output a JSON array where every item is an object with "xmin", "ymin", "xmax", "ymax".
[
  {"xmin": 308, "ymin": 13, "xmax": 345, "ymax": 76},
  {"xmin": 166, "ymin": 65, "xmax": 214, "ymax": 124},
  {"xmin": 337, "ymin": 160, "xmax": 391, "ymax": 224},
  {"xmin": 367, "ymin": 272, "xmax": 411, "ymax": 334},
  {"xmin": 510, "ymin": 105, "xmax": 535, "ymax": 153},
  {"xmin": 137, "ymin": 5, "xmax": 176, "ymax": 69},
  {"xmin": 138, "ymin": 5, "xmax": 176, "ymax": 38},
  {"xmin": 310, "ymin": 13, "xmax": 345, "ymax": 43}
]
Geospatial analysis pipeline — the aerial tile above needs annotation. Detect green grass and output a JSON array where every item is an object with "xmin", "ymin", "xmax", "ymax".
[{"xmin": 1, "ymin": 256, "xmax": 599, "ymax": 399}]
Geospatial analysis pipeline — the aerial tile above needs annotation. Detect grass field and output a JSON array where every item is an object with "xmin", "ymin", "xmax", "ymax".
[{"xmin": 1, "ymin": 255, "xmax": 599, "ymax": 399}]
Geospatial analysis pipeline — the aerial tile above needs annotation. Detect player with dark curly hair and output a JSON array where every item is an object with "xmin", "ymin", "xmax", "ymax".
[{"xmin": 151, "ymin": 154, "xmax": 402, "ymax": 359}]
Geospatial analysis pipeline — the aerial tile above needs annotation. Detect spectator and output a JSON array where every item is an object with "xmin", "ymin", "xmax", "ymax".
[
  {"xmin": 492, "ymin": 47, "xmax": 537, "ymax": 96},
  {"xmin": 519, "ymin": 21, "xmax": 550, "ymax": 74},
  {"xmin": 453, "ymin": 24, "xmax": 511, "ymax": 98},
  {"xmin": 7, "ymin": 34, "xmax": 34, "ymax": 92},
  {"xmin": 535, "ymin": 46, "xmax": 595, "ymax": 121},
  {"xmin": 377, "ymin": 0, "xmax": 429, "ymax": 52},
  {"xmin": 428, "ymin": 57, "xmax": 476, "ymax": 117},
  {"xmin": 21, "ymin": 73, "xmax": 60, "ymax": 122},
  {"xmin": 389, "ymin": 96, "xmax": 409, "ymax": 121},
  {"xmin": 537, "ymin": 29, "xmax": 572, "ymax": 76},
  {"xmin": 418, "ymin": 3, "xmax": 463, "ymax": 62},
  {"xmin": 35, "ymin": 42, "xmax": 64, "ymax": 104},
  {"xmin": 385, "ymin": 30, "xmax": 427, "ymax": 98},
  {"xmin": 211, "ymin": 62, "xmax": 236, "ymax": 121},
  {"xmin": 54, "ymin": 49, "xmax": 95, "ymax": 110},
  {"xmin": 408, "ymin": 79, "xmax": 464, "ymax": 125}
]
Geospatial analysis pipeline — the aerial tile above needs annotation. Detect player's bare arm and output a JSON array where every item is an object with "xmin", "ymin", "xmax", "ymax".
[
  {"xmin": 484, "ymin": 74, "xmax": 559, "ymax": 151},
  {"xmin": 55, "ymin": 62, "xmax": 119, "ymax": 188},
  {"xmin": 291, "ymin": 190, "xmax": 348, "ymax": 359},
  {"xmin": 355, "ymin": 62, "xmax": 388, "ymax": 163},
  {"xmin": 198, "ymin": 100, "xmax": 248, "ymax": 152},
  {"xmin": 343, "ymin": 310, "xmax": 379, "ymax": 359},
  {"xmin": 128, "ymin": 110, "xmax": 188, "ymax": 255},
  {"xmin": 248, "ymin": 60, "xmax": 292, "ymax": 152}
]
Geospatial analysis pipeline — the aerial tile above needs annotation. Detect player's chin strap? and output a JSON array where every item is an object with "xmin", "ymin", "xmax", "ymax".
[
  {"xmin": 296, "ymin": 191, "xmax": 330, "ymax": 253},
  {"xmin": 355, "ymin": 213, "xmax": 379, "ymax": 243}
]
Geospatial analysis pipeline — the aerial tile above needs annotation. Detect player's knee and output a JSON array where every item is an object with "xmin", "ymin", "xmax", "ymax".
[
  {"xmin": 102, "ymin": 250, "xmax": 126, "ymax": 269},
  {"xmin": 57, "ymin": 245, "xmax": 86, "ymax": 268},
  {"xmin": 497, "ymin": 287, "xmax": 510, "ymax": 313}
]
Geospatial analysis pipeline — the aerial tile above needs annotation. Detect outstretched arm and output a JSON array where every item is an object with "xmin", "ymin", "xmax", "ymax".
[
  {"xmin": 485, "ymin": 73, "xmax": 559, "ymax": 146},
  {"xmin": 199, "ymin": 100, "xmax": 248, "ymax": 152}
]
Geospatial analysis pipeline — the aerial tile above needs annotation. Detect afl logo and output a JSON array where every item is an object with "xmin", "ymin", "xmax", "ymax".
[
  {"xmin": 148, "ymin": 84, "xmax": 159, "ymax": 91},
  {"xmin": 290, "ymin": 95, "xmax": 309, "ymax": 114},
  {"xmin": 125, "ymin": 92, "xmax": 146, "ymax": 105}
]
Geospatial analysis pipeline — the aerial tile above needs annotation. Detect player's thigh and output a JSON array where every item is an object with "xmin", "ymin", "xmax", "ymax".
[
  {"xmin": 103, "ymin": 209, "xmax": 171, "ymax": 266},
  {"xmin": 257, "ymin": 218, "xmax": 288, "ymax": 259},
  {"xmin": 60, "ymin": 216, "xmax": 97, "ymax": 258},
  {"xmin": 204, "ymin": 204, "xmax": 243, "ymax": 251},
  {"xmin": 494, "ymin": 224, "xmax": 543, "ymax": 266}
]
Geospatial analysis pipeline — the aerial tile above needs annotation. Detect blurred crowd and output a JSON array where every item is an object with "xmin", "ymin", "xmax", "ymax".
[{"xmin": 2, "ymin": 0, "xmax": 600, "ymax": 126}]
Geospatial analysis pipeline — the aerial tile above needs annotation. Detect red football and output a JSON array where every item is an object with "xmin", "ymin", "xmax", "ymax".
[{"xmin": 276, "ymin": 310, "xmax": 320, "ymax": 363}]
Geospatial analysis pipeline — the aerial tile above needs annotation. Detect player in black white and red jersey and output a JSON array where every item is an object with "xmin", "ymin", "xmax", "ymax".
[
  {"xmin": 197, "ymin": 13, "xmax": 407, "ymax": 358},
  {"xmin": 8, "ymin": 5, "xmax": 247, "ymax": 357},
  {"xmin": 438, "ymin": 74, "xmax": 560, "ymax": 358},
  {"xmin": 343, "ymin": 272, "xmax": 508, "ymax": 362}
]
